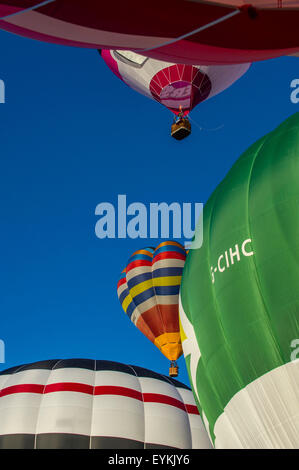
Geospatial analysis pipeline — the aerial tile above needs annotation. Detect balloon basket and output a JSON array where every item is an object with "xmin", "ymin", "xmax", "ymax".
[
  {"xmin": 171, "ymin": 118, "xmax": 191, "ymax": 141},
  {"xmin": 169, "ymin": 364, "xmax": 179, "ymax": 378}
]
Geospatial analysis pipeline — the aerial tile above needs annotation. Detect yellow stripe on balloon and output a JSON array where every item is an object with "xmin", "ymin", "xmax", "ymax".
[
  {"xmin": 129, "ymin": 279, "xmax": 153, "ymax": 298},
  {"xmin": 129, "ymin": 275, "xmax": 182, "ymax": 298},
  {"xmin": 153, "ymin": 276, "xmax": 181, "ymax": 287},
  {"xmin": 122, "ymin": 292, "xmax": 134, "ymax": 313}
]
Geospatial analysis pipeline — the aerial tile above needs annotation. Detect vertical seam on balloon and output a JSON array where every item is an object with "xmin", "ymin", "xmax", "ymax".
[
  {"xmin": 190, "ymin": 67, "xmax": 200, "ymax": 112},
  {"xmin": 151, "ymin": 246, "xmax": 168, "ymax": 352},
  {"xmin": 189, "ymin": 67, "xmax": 195, "ymax": 113},
  {"xmin": 214, "ymin": 132, "xmax": 290, "ymax": 447},
  {"xmin": 148, "ymin": 61, "xmax": 162, "ymax": 104},
  {"xmin": 151, "ymin": 242, "xmax": 185, "ymax": 357},
  {"xmin": 203, "ymin": 177, "xmax": 244, "ymax": 443},
  {"xmin": 0, "ymin": 362, "xmax": 28, "ymax": 390},
  {"xmin": 160, "ymin": 68, "xmax": 169, "ymax": 84},
  {"xmin": 127, "ymin": 365, "xmax": 145, "ymax": 449},
  {"xmin": 245, "ymin": 135, "xmax": 286, "ymax": 364},
  {"xmin": 197, "ymin": 72, "xmax": 207, "ymax": 98},
  {"xmin": 33, "ymin": 359, "xmax": 60, "ymax": 449},
  {"xmin": 122, "ymin": 277, "xmax": 136, "ymax": 321},
  {"xmin": 88, "ymin": 360, "xmax": 97, "ymax": 449},
  {"xmin": 181, "ymin": 64, "xmax": 185, "ymax": 82},
  {"xmin": 124, "ymin": 249, "xmax": 153, "ymax": 328},
  {"xmin": 226, "ymin": 134, "xmax": 289, "ymax": 448},
  {"xmin": 176, "ymin": 63, "xmax": 180, "ymax": 81},
  {"xmin": 163, "ymin": 375, "xmax": 193, "ymax": 449},
  {"xmin": 0, "ymin": 362, "xmax": 33, "ymax": 445},
  {"xmin": 123, "ymin": 262, "xmax": 139, "ymax": 322}
]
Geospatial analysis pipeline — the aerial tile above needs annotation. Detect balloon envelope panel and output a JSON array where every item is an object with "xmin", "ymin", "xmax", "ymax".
[
  {"xmin": 180, "ymin": 112, "xmax": 299, "ymax": 448},
  {"xmin": 0, "ymin": 1, "xmax": 298, "ymax": 64},
  {"xmin": 0, "ymin": 358, "xmax": 212, "ymax": 449}
]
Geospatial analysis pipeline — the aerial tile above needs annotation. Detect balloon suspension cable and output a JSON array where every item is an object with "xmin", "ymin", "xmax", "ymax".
[
  {"xmin": 188, "ymin": 114, "xmax": 224, "ymax": 132},
  {"xmin": 140, "ymin": 8, "xmax": 241, "ymax": 53},
  {"xmin": 0, "ymin": 0, "xmax": 56, "ymax": 20}
]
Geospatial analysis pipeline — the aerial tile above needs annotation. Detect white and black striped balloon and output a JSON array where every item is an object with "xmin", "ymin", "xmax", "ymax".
[{"xmin": 0, "ymin": 359, "xmax": 212, "ymax": 449}]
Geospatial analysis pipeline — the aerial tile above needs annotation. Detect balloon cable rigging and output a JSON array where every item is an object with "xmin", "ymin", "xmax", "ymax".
[
  {"xmin": 188, "ymin": 115, "xmax": 224, "ymax": 132},
  {"xmin": 0, "ymin": 0, "xmax": 56, "ymax": 20},
  {"xmin": 139, "ymin": 9, "xmax": 241, "ymax": 53}
]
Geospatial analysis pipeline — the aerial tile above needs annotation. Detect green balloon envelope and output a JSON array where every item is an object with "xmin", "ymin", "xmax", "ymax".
[{"xmin": 180, "ymin": 112, "xmax": 299, "ymax": 449}]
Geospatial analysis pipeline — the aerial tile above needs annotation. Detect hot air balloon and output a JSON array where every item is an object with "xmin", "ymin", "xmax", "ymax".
[
  {"xmin": 0, "ymin": 358, "xmax": 212, "ymax": 449},
  {"xmin": 0, "ymin": 2, "xmax": 298, "ymax": 65},
  {"xmin": 117, "ymin": 241, "xmax": 187, "ymax": 377},
  {"xmin": 100, "ymin": 49, "xmax": 250, "ymax": 140},
  {"xmin": 179, "ymin": 112, "xmax": 299, "ymax": 448}
]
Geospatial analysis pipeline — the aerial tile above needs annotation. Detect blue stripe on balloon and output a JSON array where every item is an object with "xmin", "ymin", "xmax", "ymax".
[
  {"xmin": 154, "ymin": 285, "xmax": 180, "ymax": 295},
  {"xmin": 152, "ymin": 267, "xmax": 183, "ymax": 278},
  {"xmin": 132, "ymin": 287, "xmax": 156, "ymax": 308},
  {"xmin": 119, "ymin": 287, "xmax": 131, "ymax": 307},
  {"xmin": 118, "ymin": 271, "xmax": 126, "ymax": 282},
  {"xmin": 126, "ymin": 300, "xmax": 137, "ymax": 319},
  {"xmin": 154, "ymin": 244, "xmax": 186, "ymax": 257},
  {"xmin": 127, "ymin": 253, "xmax": 153, "ymax": 264},
  {"xmin": 127, "ymin": 271, "xmax": 152, "ymax": 289}
]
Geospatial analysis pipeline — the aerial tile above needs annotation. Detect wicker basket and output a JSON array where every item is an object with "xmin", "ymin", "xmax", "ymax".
[{"xmin": 171, "ymin": 118, "xmax": 191, "ymax": 141}]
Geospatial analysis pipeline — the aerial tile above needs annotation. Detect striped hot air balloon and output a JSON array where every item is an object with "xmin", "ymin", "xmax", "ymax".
[
  {"xmin": 117, "ymin": 241, "xmax": 187, "ymax": 377},
  {"xmin": 0, "ymin": 359, "xmax": 212, "ymax": 449}
]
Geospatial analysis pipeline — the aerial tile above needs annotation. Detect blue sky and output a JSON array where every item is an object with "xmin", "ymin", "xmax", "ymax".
[{"xmin": 0, "ymin": 28, "xmax": 298, "ymax": 386}]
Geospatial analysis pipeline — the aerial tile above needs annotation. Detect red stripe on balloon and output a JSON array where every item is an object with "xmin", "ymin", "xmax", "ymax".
[
  {"xmin": 0, "ymin": 383, "xmax": 199, "ymax": 414},
  {"xmin": 44, "ymin": 382, "xmax": 93, "ymax": 394},
  {"xmin": 94, "ymin": 385, "xmax": 143, "ymax": 401},
  {"xmin": 143, "ymin": 393, "xmax": 186, "ymax": 411},
  {"xmin": 126, "ymin": 260, "xmax": 152, "ymax": 272},
  {"xmin": 0, "ymin": 384, "xmax": 44, "ymax": 397},
  {"xmin": 153, "ymin": 252, "xmax": 186, "ymax": 263},
  {"xmin": 185, "ymin": 404, "xmax": 200, "ymax": 415},
  {"xmin": 117, "ymin": 277, "xmax": 127, "ymax": 289}
]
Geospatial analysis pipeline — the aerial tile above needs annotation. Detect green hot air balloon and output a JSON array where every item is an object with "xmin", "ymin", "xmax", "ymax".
[{"xmin": 179, "ymin": 112, "xmax": 299, "ymax": 449}]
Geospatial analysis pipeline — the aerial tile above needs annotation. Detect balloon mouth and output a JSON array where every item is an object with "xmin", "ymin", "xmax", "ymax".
[
  {"xmin": 172, "ymin": 108, "xmax": 190, "ymax": 117},
  {"xmin": 154, "ymin": 332, "xmax": 183, "ymax": 361},
  {"xmin": 150, "ymin": 66, "xmax": 211, "ymax": 114}
]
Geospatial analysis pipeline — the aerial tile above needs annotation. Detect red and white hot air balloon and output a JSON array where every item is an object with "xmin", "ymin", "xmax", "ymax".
[
  {"xmin": 0, "ymin": 358, "xmax": 212, "ymax": 449},
  {"xmin": 0, "ymin": 1, "xmax": 298, "ymax": 65},
  {"xmin": 100, "ymin": 49, "xmax": 250, "ymax": 139}
]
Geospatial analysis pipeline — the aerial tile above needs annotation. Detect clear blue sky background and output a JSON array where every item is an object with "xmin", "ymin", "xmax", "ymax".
[{"xmin": 0, "ymin": 29, "xmax": 298, "ymax": 386}]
